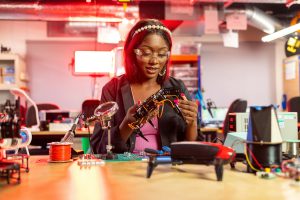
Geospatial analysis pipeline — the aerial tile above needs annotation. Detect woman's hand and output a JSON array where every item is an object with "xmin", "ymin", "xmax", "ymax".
[
  {"xmin": 177, "ymin": 94, "xmax": 198, "ymax": 126},
  {"xmin": 123, "ymin": 104, "xmax": 139, "ymax": 125},
  {"xmin": 119, "ymin": 103, "xmax": 139, "ymax": 142},
  {"xmin": 176, "ymin": 94, "xmax": 198, "ymax": 141}
]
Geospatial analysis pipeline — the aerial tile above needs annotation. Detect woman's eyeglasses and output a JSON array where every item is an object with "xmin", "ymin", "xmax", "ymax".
[{"xmin": 134, "ymin": 48, "xmax": 170, "ymax": 60}]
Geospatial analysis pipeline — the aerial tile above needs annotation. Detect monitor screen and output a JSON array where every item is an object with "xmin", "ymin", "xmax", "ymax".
[{"xmin": 201, "ymin": 107, "xmax": 228, "ymax": 126}]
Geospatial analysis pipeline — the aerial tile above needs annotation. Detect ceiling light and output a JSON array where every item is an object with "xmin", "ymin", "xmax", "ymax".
[
  {"xmin": 68, "ymin": 17, "xmax": 123, "ymax": 23},
  {"xmin": 262, "ymin": 23, "xmax": 300, "ymax": 42}
]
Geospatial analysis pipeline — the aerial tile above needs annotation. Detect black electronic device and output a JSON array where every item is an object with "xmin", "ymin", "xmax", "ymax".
[
  {"xmin": 128, "ymin": 87, "xmax": 185, "ymax": 141},
  {"xmin": 146, "ymin": 141, "xmax": 236, "ymax": 181},
  {"xmin": 39, "ymin": 110, "xmax": 69, "ymax": 122},
  {"xmin": 0, "ymin": 99, "xmax": 21, "ymax": 139},
  {"xmin": 0, "ymin": 161, "xmax": 21, "ymax": 184},
  {"xmin": 0, "ymin": 99, "xmax": 26, "ymax": 184},
  {"xmin": 246, "ymin": 106, "xmax": 283, "ymax": 173}
]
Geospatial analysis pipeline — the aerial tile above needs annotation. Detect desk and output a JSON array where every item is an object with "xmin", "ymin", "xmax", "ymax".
[
  {"xmin": 1, "ymin": 156, "xmax": 299, "ymax": 200},
  {"xmin": 32, "ymin": 129, "xmax": 221, "ymax": 143},
  {"xmin": 200, "ymin": 127, "xmax": 223, "ymax": 142},
  {"xmin": 30, "ymin": 131, "xmax": 90, "ymax": 145},
  {"xmin": 29, "ymin": 131, "xmax": 90, "ymax": 153},
  {"xmin": 31, "ymin": 130, "xmax": 90, "ymax": 137}
]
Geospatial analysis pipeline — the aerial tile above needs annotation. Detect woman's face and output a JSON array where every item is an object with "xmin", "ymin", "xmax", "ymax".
[{"xmin": 134, "ymin": 33, "xmax": 169, "ymax": 81}]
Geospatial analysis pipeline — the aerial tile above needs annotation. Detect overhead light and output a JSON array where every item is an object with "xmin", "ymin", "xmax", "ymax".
[
  {"xmin": 68, "ymin": 17, "xmax": 123, "ymax": 23},
  {"xmin": 97, "ymin": 26, "xmax": 121, "ymax": 44},
  {"xmin": 261, "ymin": 23, "xmax": 300, "ymax": 42}
]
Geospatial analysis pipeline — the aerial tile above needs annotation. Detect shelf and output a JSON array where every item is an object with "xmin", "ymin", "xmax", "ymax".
[
  {"xmin": 169, "ymin": 54, "xmax": 201, "ymax": 96},
  {"xmin": 171, "ymin": 55, "xmax": 199, "ymax": 62},
  {"xmin": 0, "ymin": 84, "xmax": 19, "ymax": 89},
  {"xmin": 0, "ymin": 54, "xmax": 28, "ymax": 92}
]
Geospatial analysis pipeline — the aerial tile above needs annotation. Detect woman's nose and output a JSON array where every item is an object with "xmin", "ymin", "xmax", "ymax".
[{"xmin": 149, "ymin": 55, "xmax": 159, "ymax": 64}]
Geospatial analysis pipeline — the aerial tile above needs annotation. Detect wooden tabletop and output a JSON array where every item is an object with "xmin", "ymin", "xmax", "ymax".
[
  {"xmin": 1, "ymin": 156, "xmax": 300, "ymax": 200},
  {"xmin": 31, "ymin": 130, "xmax": 91, "ymax": 137},
  {"xmin": 31, "ymin": 127, "xmax": 221, "ymax": 136}
]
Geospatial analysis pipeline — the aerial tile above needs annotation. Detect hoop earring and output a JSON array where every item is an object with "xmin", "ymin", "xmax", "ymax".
[{"xmin": 158, "ymin": 67, "xmax": 166, "ymax": 76}]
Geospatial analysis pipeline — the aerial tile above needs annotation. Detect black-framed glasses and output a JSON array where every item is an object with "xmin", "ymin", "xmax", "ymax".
[{"xmin": 134, "ymin": 48, "xmax": 170, "ymax": 60}]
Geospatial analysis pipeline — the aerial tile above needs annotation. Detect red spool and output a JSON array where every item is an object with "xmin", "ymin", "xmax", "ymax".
[{"xmin": 48, "ymin": 142, "xmax": 72, "ymax": 162}]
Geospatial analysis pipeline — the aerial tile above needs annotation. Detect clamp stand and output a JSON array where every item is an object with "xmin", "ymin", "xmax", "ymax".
[
  {"xmin": 83, "ymin": 101, "xmax": 119, "ymax": 160},
  {"xmin": 103, "ymin": 120, "xmax": 116, "ymax": 160}
]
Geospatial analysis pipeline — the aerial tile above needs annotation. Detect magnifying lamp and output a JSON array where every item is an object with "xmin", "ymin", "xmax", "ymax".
[{"xmin": 9, "ymin": 88, "xmax": 40, "ymax": 131}]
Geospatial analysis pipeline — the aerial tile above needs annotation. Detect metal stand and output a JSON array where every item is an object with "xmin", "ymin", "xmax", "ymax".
[
  {"xmin": 104, "ymin": 121, "xmax": 116, "ymax": 160},
  {"xmin": 84, "ymin": 101, "xmax": 119, "ymax": 160}
]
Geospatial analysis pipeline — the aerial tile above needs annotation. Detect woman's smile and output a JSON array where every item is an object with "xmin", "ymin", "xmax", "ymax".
[{"xmin": 145, "ymin": 65, "xmax": 160, "ymax": 74}]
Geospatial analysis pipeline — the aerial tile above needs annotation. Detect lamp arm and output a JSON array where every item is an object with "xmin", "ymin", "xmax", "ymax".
[{"xmin": 9, "ymin": 88, "xmax": 40, "ymax": 130}]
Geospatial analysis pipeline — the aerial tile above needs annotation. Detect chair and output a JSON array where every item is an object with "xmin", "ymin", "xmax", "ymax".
[
  {"xmin": 287, "ymin": 96, "xmax": 300, "ymax": 129},
  {"xmin": 25, "ymin": 103, "xmax": 60, "ymax": 154},
  {"xmin": 81, "ymin": 99, "xmax": 101, "ymax": 120},
  {"xmin": 81, "ymin": 99, "xmax": 100, "ymax": 153},
  {"xmin": 287, "ymin": 96, "xmax": 300, "ymax": 116},
  {"xmin": 222, "ymin": 99, "xmax": 248, "ymax": 143},
  {"xmin": 26, "ymin": 103, "xmax": 60, "ymax": 127}
]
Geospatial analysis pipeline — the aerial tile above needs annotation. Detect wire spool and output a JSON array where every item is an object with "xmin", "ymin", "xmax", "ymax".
[
  {"xmin": 48, "ymin": 142, "xmax": 72, "ymax": 162},
  {"xmin": 0, "ymin": 128, "xmax": 32, "ymax": 150},
  {"xmin": 19, "ymin": 127, "xmax": 32, "ymax": 148},
  {"xmin": 245, "ymin": 142, "xmax": 282, "ymax": 173}
]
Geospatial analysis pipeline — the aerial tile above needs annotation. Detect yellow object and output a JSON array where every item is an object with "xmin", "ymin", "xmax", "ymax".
[
  {"xmin": 265, "ymin": 168, "xmax": 271, "ymax": 173},
  {"xmin": 290, "ymin": 12, "xmax": 300, "ymax": 33},
  {"xmin": 122, "ymin": 3, "xmax": 127, "ymax": 12},
  {"xmin": 244, "ymin": 143, "xmax": 260, "ymax": 172}
]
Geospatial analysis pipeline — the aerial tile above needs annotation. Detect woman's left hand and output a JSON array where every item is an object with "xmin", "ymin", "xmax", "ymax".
[{"xmin": 177, "ymin": 94, "xmax": 198, "ymax": 126}]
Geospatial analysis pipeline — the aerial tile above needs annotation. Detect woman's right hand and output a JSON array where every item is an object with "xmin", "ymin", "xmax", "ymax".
[
  {"xmin": 119, "ymin": 103, "xmax": 139, "ymax": 142},
  {"xmin": 123, "ymin": 104, "xmax": 139, "ymax": 126}
]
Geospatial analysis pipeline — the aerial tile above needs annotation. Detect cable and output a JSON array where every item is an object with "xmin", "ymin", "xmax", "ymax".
[
  {"xmin": 244, "ymin": 143, "xmax": 260, "ymax": 172},
  {"xmin": 245, "ymin": 144, "xmax": 263, "ymax": 170}
]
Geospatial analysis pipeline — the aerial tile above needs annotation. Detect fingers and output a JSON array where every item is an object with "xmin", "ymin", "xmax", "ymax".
[
  {"xmin": 126, "ymin": 104, "xmax": 139, "ymax": 123},
  {"xmin": 178, "ymin": 99, "xmax": 198, "ymax": 115},
  {"xmin": 177, "ymin": 94, "xmax": 198, "ymax": 125},
  {"xmin": 127, "ymin": 100, "xmax": 146, "ymax": 123}
]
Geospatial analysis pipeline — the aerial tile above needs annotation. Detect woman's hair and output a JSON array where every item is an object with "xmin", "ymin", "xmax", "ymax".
[{"xmin": 123, "ymin": 19, "xmax": 172, "ymax": 84}]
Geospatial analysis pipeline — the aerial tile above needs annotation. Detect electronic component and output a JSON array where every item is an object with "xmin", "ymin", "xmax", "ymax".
[
  {"xmin": 228, "ymin": 112, "xmax": 297, "ymax": 152},
  {"xmin": 77, "ymin": 159, "xmax": 105, "ymax": 167},
  {"xmin": 128, "ymin": 87, "xmax": 184, "ymax": 142},
  {"xmin": 256, "ymin": 171, "xmax": 276, "ymax": 179}
]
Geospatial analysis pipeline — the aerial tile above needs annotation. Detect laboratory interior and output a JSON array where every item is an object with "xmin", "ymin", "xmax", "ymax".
[{"xmin": 1, "ymin": 0, "xmax": 300, "ymax": 199}]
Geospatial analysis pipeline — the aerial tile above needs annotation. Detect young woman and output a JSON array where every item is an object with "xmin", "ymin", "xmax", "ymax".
[{"xmin": 91, "ymin": 19, "xmax": 199, "ymax": 154}]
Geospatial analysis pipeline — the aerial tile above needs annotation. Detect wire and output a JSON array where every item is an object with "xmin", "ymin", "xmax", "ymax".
[
  {"xmin": 231, "ymin": 139, "xmax": 244, "ymax": 149},
  {"xmin": 49, "ymin": 143, "xmax": 72, "ymax": 162},
  {"xmin": 244, "ymin": 143, "xmax": 260, "ymax": 172},
  {"xmin": 245, "ymin": 143, "xmax": 264, "ymax": 170}
]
